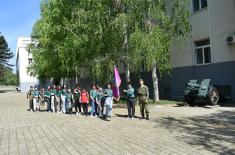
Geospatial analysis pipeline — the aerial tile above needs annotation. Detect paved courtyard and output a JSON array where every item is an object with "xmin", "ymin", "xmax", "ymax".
[{"xmin": 0, "ymin": 89, "xmax": 235, "ymax": 155}]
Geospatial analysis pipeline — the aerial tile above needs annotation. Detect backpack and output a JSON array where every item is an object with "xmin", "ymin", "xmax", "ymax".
[{"xmin": 81, "ymin": 91, "xmax": 89, "ymax": 103}]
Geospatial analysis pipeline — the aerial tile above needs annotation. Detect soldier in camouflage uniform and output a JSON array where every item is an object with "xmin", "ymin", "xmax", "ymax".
[{"xmin": 137, "ymin": 79, "xmax": 149, "ymax": 120}]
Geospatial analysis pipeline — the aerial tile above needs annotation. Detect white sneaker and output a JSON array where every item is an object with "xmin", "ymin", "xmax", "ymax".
[{"xmin": 76, "ymin": 112, "xmax": 79, "ymax": 115}]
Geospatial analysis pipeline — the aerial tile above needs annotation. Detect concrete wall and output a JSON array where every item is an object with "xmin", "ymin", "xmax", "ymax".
[
  {"xmin": 160, "ymin": 61, "xmax": 235, "ymax": 100},
  {"xmin": 16, "ymin": 37, "xmax": 39, "ymax": 92},
  {"xmin": 171, "ymin": 0, "xmax": 235, "ymax": 68},
  {"xmin": 166, "ymin": 0, "xmax": 235, "ymax": 101},
  {"xmin": 209, "ymin": 0, "xmax": 235, "ymax": 63}
]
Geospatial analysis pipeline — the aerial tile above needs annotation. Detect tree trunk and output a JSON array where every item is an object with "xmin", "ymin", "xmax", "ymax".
[
  {"xmin": 123, "ymin": 21, "xmax": 130, "ymax": 86},
  {"xmin": 75, "ymin": 66, "xmax": 78, "ymax": 84},
  {"xmin": 124, "ymin": 63, "xmax": 130, "ymax": 84},
  {"xmin": 60, "ymin": 77, "xmax": 64, "ymax": 86},
  {"xmin": 152, "ymin": 64, "xmax": 159, "ymax": 102}
]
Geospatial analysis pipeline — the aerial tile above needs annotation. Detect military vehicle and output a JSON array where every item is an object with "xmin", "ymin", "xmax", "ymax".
[{"xmin": 184, "ymin": 79, "xmax": 219, "ymax": 106}]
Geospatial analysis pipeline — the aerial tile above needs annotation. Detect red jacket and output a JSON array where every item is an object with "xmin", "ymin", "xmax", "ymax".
[{"xmin": 80, "ymin": 91, "xmax": 89, "ymax": 103}]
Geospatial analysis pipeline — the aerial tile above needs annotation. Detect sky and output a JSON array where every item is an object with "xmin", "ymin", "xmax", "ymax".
[{"xmin": 0, "ymin": 0, "xmax": 41, "ymax": 72}]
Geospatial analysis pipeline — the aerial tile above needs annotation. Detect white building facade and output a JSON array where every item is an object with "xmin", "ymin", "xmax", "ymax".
[
  {"xmin": 16, "ymin": 37, "xmax": 39, "ymax": 92},
  {"xmin": 160, "ymin": 0, "xmax": 235, "ymax": 100}
]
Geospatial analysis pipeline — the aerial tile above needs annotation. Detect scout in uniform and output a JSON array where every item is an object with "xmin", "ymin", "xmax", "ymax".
[
  {"xmin": 44, "ymin": 86, "xmax": 51, "ymax": 112},
  {"xmin": 124, "ymin": 82, "xmax": 136, "ymax": 119},
  {"xmin": 50, "ymin": 85, "xmax": 57, "ymax": 113},
  {"xmin": 27, "ymin": 86, "xmax": 34, "ymax": 111},
  {"xmin": 137, "ymin": 79, "xmax": 150, "ymax": 120},
  {"xmin": 56, "ymin": 85, "xmax": 62, "ymax": 113},
  {"xmin": 90, "ymin": 84, "xmax": 97, "ymax": 117},
  {"xmin": 39, "ymin": 88, "xmax": 45, "ymax": 111},
  {"xmin": 74, "ymin": 86, "xmax": 81, "ymax": 115},
  {"xmin": 66, "ymin": 89, "xmax": 73, "ymax": 113},
  {"xmin": 96, "ymin": 86, "xmax": 103, "ymax": 117},
  {"xmin": 33, "ymin": 87, "xmax": 40, "ymax": 112},
  {"xmin": 103, "ymin": 83, "xmax": 113, "ymax": 119},
  {"xmin": 61, "ymin": 85, "xmax": 68, "ymax": 114}
]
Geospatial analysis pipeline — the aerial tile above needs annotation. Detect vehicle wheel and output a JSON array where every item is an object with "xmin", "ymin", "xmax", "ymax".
[
  {"xmin": 208, "ymin": 87, "xmax": 219, "ymax": 105},
  {"xmin": 184, "ymin": 94, "xmax": 195, "ymax": 106}
]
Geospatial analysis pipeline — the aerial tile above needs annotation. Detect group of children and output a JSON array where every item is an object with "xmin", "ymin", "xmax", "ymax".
[
  {"xmin": 27, "ymin": 83, "xmax": 115, "ymax": 119},
  {"xmin": 27, "ymin": 79, "xmax": 150, "ymax": 121}
]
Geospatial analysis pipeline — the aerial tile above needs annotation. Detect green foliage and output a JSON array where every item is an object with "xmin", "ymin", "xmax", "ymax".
[
  {"xmin": 29, "ymin": 0, "xmax": 191, "ymax": 81},
  {"xmin": 0, "ymin": 33, "xmax": 14, "ymax": 67},
  {"xmin": 128, "ymin": 0, "xmax": 191, "ymax": 76},
  {"xmin": 0, "ymin": 65, "xmax": 17, "ymax": 85}
]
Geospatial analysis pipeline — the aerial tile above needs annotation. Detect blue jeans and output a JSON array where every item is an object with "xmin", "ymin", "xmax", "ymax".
[
  {"xmin": 105, "ymin": 97, "xmax": 113, "ymax": 117},
  {"xmin": 66, "ymin": 100, "xmax": 71, "ymax": 112},
  {"xmin": 91, "ymin": 100, "xmax": 96, "ymax": 116}
]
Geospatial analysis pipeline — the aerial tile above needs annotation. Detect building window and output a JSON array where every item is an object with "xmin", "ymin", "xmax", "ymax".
[
  {"xmin": 28, "ymin": 58, "xmax": 33, "ymax": 65},
  {"xmin": 193, "ymin": 0, "xmax": 207, "ymax": 12},
  {"xmin": 195, "ymin": 39, "xmax": 211, "ymax": 65}
]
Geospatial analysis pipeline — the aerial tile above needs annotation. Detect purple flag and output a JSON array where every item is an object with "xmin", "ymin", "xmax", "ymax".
[{"xmin": 113, "ymin": 66, "xmax": 121, "ymax": 98}]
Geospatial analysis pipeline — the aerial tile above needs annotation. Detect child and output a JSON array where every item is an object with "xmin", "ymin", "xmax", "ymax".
[
  {"xmin": 89, "ymin": 84, "xmax": 97, "ymax": 117},
  {"xmin": 50, "ymin": 85, "xmax": 57, "ymax": 113},
  {"xmin": 66, "ymin": 88, "xmax": 73, "ymax": 113},
  {"xmin": 44, "ymin": 86, "xmax": 51, "ymax": 112},
  {"xmin": 26, "ymin": 86, "xmax": 34, "ymax": 111},
  {"xmin": 96, "ymin": 86, "xmax": 103, "ymax": 117},
  {"xmin": 103, "ymin": 83, "xmax": 113, "ymax": 119},
  {"xmin": 33, "ymin": 87, "xmax": 40, "ymax": 112},
  {"xmin": 39, "ymin": 88, "xmax": 45, "ymax": 111},
  {"xmin": 56, "ymin": 85, "xmax": 62, "ymax": 113},
  {"xmin": 74, "ymin": 86, "xmax": 81, "ymax": 115},
  {"xmin": 80, "ymin": 89, "xmax": 89, "ymax": 116},
  {"xmin": 61, "ymin": 85, "xmax": 68, "ymax": 114}
]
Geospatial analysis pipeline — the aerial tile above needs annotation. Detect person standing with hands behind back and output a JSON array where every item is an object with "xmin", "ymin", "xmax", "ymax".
[
  {"xmin": 138, "ymin": 79, "xmax": 150, "ymax": 120},
  {"xmin": 123, "ymin": 82, "xmax": 136, "ymax": 119}
]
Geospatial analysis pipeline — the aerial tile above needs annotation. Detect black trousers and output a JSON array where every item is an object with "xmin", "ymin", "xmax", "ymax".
[
  {"xmin": 127, "ymin": 98, "xmax": 136, "ymax": 118},
  {"xmin": 45, "ymin": 97, "xmax": 51, "ymax": 112},
  {"xmin": 74, "ymin": 99, "xmax": 81, "ymax": 113},
  {"xmin": 29, "ymin": 99, "xmax": 33, "ymax": 110},
  {"xmin": 82, "ymin": 103, "xmax": 88, "ymax": 115},
  {"xmin": 101, "ymin": 97, "xmax": 106, "ymax": 115}
]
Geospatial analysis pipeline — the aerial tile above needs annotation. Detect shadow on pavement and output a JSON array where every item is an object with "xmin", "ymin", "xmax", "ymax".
[
  {"xmin": 112, "ymin": 104, "xmax": 127, "ymax": 109},
  {"xmin": 154, "ymin": 110, "xmax": 235, "ymax": 154},
  {"xmin": 115, "ymin": 114, "xmax": 128, "ymax": 118},
  {"xmin": 0, "ymin": 90, "xmax": 14, "ymax": 93},
  {"xmin": 115, "ymin": 114, "xmax": 142, "ymax": 119},
  {"xmin": 175, "ymin": 102, "xmax": 235, "ymax": 108}
]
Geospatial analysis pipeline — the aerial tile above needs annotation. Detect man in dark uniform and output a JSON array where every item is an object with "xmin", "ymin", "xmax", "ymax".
[
  {"xmin": 124, "ymin": 82, "xmax": 136, "ymax": 119},
  {"xmin": 137, "ymin": 79, "xmax": 150, "ymax": 120}
]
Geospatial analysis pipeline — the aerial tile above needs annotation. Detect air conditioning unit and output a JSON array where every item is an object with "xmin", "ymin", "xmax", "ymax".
[{"xmin": 227, "ymin": 34, "xmax": 235, "ymax": 45}]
